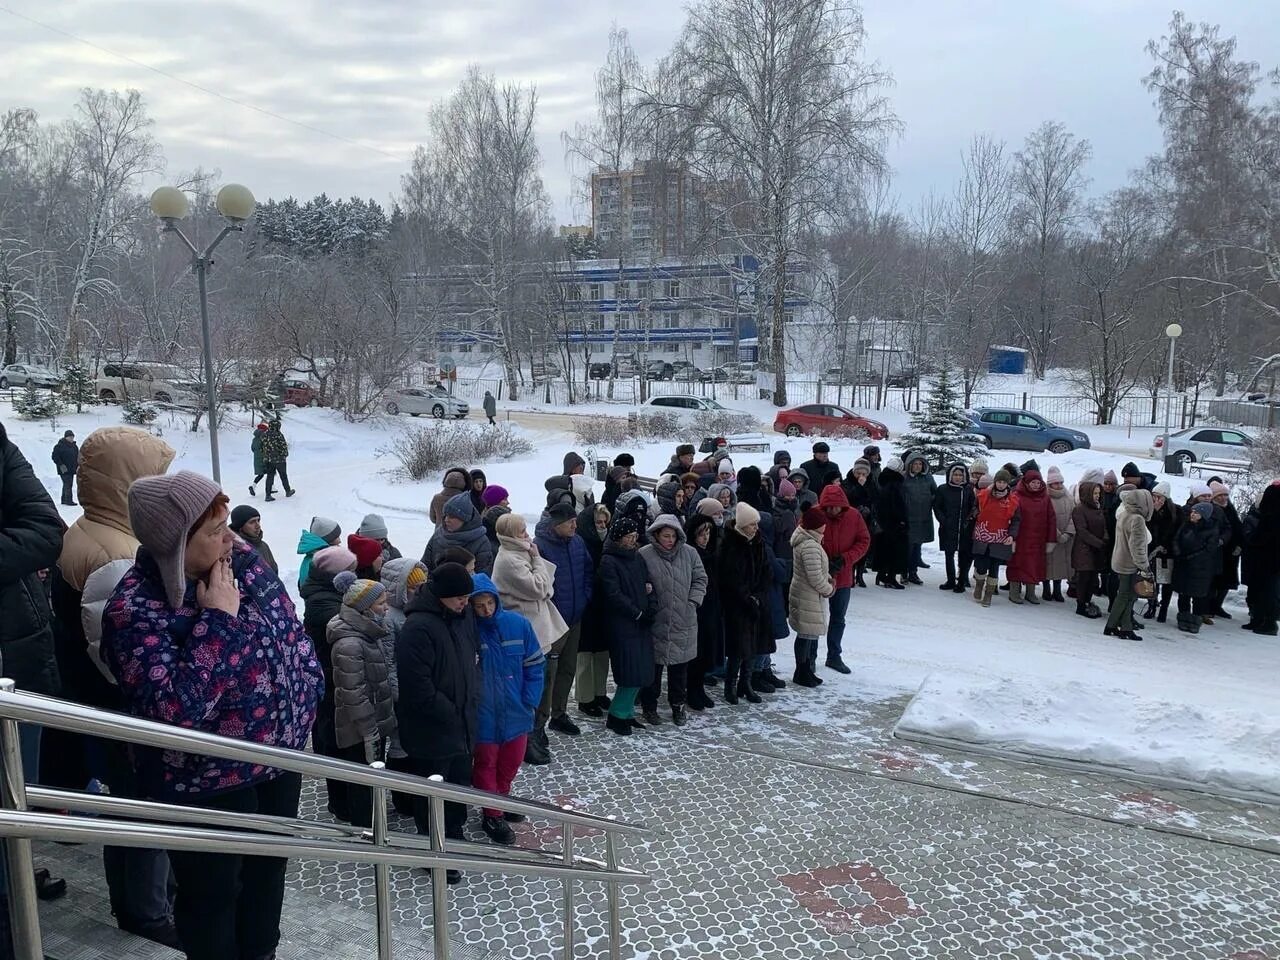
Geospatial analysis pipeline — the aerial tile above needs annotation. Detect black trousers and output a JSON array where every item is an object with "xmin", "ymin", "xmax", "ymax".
[
  {"xmin": 167, "ymin": 773, "xmax": 301, "ymax": 960},
  {"xmin": 405, "ymin": 754, "xmax": 471, "ymax": 838},
  {"xmin": 60, "ymin": 471, "xmax": 75, "ymax": 504},
  {"xmin": 640, "ymin": 662, "xmax": 688, "ymax": 710},
  {"xmin": 1177, "ymin": 594, "xmax": 1210, "ymax": 616},
  {"xmin": 1075, "ymin": 570, "xmax": 1099, "ymax": 608},
  {"xmin": 974, "ymin": 556, "xmax": 1003, "ymax": 578},
  {"xmin": 332, "ymin": 741, "xmax": 383, "ymax": 829},
  {"xmin": 943, "ymin": 550, "xmax": 972, "ymax": 585},
  {"xmin": 264, "ymin": 462, "xmax": 290, "ymax": 495}
]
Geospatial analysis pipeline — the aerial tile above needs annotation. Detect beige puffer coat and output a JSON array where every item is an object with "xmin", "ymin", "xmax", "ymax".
[
  {"xmin": 327, "ymin": 605, "xmax": 397, "ymax": 750},
  {"xmin": 493, "ymin": 535, "xmax": 569, "ymax": 652},
  {"xmin": 1045, "ymin": 486, "xmax": 1077, "ymax": 581},
  {"xmin": 788, "ymin": 526, "xmax": 834, "ymax": 636},
  {"xmin": 639, "ymin": 515, "xmax": 708, "ymax": 665},
  {"xmin": 1112, "ymin": 488, "xmax": 1153, "ymax": 575}
]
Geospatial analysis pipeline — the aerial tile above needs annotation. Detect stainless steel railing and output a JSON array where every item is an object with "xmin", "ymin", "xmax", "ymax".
[{"xmin": 0, "ymin": 681, "xmax": 651, "ymax": 960}]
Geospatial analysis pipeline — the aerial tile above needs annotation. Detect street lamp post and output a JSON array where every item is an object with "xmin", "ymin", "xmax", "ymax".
[
  {"xmin": 1162, "ymin": 322, "xmax": 1183, "ymax": 474},
  {"xmin": 149, "ymin": 184, "xmax": 256, "ymax": 484}
]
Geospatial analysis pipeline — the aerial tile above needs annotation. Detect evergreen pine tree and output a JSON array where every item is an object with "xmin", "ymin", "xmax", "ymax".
[
  {"xmin": 898, "ymin": 364, "xmax": 987, "ymax": 470},
  {"xmin": 61, "ymin": 358, "xmax": 97, "ymax": 412}
]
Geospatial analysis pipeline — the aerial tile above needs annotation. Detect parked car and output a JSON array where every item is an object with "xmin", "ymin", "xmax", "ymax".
[
  {"xmin": 772, "ymin": 404, "xmax": 890, "ymax": 440},
  {"xmin": 1151, "ymin": 426, "xmax": 1254, "ymax": 468},
  {"xmin": 95, "ymin": 362, "xmax": 199, "ymax": 406},
  {"xmin": 644, "ymin": 395, "xmax": 749, "ymax": 420},
  {"xmin": 821, "ymin": 366, "xmax": 880, "ymax": 386},
  {"xmin": 644, "ymin": 360, "xmax": 675, "ymax": 381},
  {"xmin": 672, "ymin": 362, "xmax": 704, "ymax": 382},
  {"xmin": 0, "ymin": 363, "xmax": 62, "ymax": 390},
  {"xmin": 885, "ymin": 369, "xmax": 919, "ymax": 388},
  {"xmin": 964, "ymin": 408, "xmax": 1091, "ymax": 453},
  {"xmin": 532, "ymin": 360, "xmax": 562, "ymax": 383},
  {"xmin": 386, "ymin": 385, "xmax": 470, "ymax": 419},
  {"xmin": 588, "ymin": 362, "xmax": 614, "ymax": 380},
  {"xmin": 700, "ymin": 364, "xmax": 754, "ymax": 385}
]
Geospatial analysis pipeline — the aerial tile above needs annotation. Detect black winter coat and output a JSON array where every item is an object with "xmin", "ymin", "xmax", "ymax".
[
  {"xmin": 1146, "ymin": 500, "xmax": 1180, "ymax": 561},
  {"xmin": 1242, "ymin": 487, "xmax": 1280, "ymax": 588},
  {"xmin": 686, "ymin": 515, "xmax": 724, "ymax": 669},
  {"xmin": 873, "ymin": 467, "xmax": 910, "ymax": 577},
  {"xmin": 932, "ymin": 480, "xmax": 977, "ymax": 553},
  {"xmin": 1172, "ymin": 518, "xmax": 1218, "ymax": 599},
  {"xmin": 1101, "ymin": 489, "xmax": 1120, "ymax": 572},
  {"xmin": 0, "ymin": 424, "xmax": 63, "ymax": 694},
  {"xmin": 396, "ymin": 589, "xmax": 481, "ymax": 759},
  {"xmin": 844, "ymin": 477, "xmax": 879, "ymax": 535},
  {"xmin": 576, "ymin": 507, "xmax": 610, "ymax": 654},
  {"xmin": 799, "ymin": 457, "xmax": 841, "ymax": 496},
  {"xmin": 1213, "ymin": 501, "xmax": 1243, "ymax": 591},
  {"xmin": 301, "ymin": 564, "xmax": 344, "ymax": 697},
  {"xmin": 52, "ymin": 437, "xmax": 79, "ymax": 475},
  {"xmin": 717, "ymin": 525, "xmax": 772, "ymax": 658},
  {"xmin": 597, "ymin": 541, "xmax": 656, "ymax": 688}
]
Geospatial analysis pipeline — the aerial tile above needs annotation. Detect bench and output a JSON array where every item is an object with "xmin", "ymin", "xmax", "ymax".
[{"xmin": 1187, "ymin": 457, "xmax": 1252, "ymax": 481}]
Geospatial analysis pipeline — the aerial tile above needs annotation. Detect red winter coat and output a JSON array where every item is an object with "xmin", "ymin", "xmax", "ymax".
[
  {"xmin": 1006, "ymin": 472, "xmax": 1057, "ymax": 584},
  {"xmin": 818, "ymin": 484, "xmax": 871, "ymax": 590}
]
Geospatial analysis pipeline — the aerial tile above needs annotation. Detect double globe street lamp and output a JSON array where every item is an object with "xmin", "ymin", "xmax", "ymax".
[{"xmin": 149, "ymin": 183, "xmax": 256, "ymax": 483}]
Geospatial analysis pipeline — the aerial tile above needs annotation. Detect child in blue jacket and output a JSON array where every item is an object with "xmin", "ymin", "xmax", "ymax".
[{"xmin": 469, "ymin": 573, "xmax": 545, "ymax": 844}]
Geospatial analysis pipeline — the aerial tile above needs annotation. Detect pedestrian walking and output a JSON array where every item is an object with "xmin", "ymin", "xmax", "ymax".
[
  {"xmin": 469, "ymin": 573, "xmax": 544, "ymax": 845},
  {"xmin": 483, "ymin": 389, "xmax": 497, "ymax": 426},
  {"xmin": 596, "ymin": 518, "xmax": 656, "ymax": 735},
  {"xmin": 638, "ymin": 514, "xmax": 707, "ymax": 726},
  {"xmin": 396, "ymin": 562, "xmax": 480, "ymax": 884},
  {"xmin": 789, "ymin": 507, "xmax": 835, "ymax": 687},
  {"xmin": 52, "ymin": 429, "xmax": 79, "ymax": 505},
  {"xmin": 248, "ymin": 422, "xmax": 268, "ymax": 496},
  {"xmin": 230, "ymin": 505, "xmax": 278, "ymax": 572},
  {"xmin": 325, "ymin": 571, "xmax": 397, "ymax": 827},
  {"xmin": 259, "ymin": 418, "xmax": 294, "ymax": 501}
]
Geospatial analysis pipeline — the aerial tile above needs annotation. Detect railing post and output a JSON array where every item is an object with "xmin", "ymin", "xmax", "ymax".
[
  {"xmin": 605, "ymin": 815, "xmax": 622, "ymax": 960},
  {"xmin": 562, "ymin": 806, "xmax": 575, "ymax": 960},
  {"xmin": 427, "ymin": 775, "xmax": 450, "ymax": 960},
  {"xmin": 370, "ymin": 761, "xmax": 393, "ymax": 960},
  {"xmin": 0, "ymin": 679, "xmax": 42, "ymax": 960}
]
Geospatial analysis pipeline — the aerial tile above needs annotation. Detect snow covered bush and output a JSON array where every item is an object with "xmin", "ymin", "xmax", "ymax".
[
  {"xmin": 688, "ymin": 411, "xmax": 758, "ymax": 438},
  {"xmin": 1239, "ymin": 429, "xmax": 1280, "ymax": 504},
  {"xmin": 386, "ymin": 422, "xmax": 533, "ymax": 481},
  {"xmin": 13, "ymin": 382, "xmax": 63, "ymax": 421},
  {"xmin": 121, "ymin": 398, "xmax": 159, "ymax": 425},
  {"xmin": 897, "ymin": 365, "xmax": 986, "ymax": 471},
  {"xmin": 573, "ymin": 416, "xmax": 633, "ymax": 446}
]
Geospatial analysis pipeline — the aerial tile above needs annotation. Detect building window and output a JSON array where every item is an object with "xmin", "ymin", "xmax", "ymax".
[
  {"xmin": 458, "ymin": 344, "xmax": 473, "ymax": 353},
  {"xmin": 566, "ymin": 283, "xmax": 581, "ymax": 301},
  {"xmin": 663, "ymin": 342, "xmax": 680, "ymax": 354},
  {"xmin": 615, "ymin": 281, "xmax": 631, "ymax": 300},
  {"xmin": 666, "ymin": 279, "xmax": 681, "ymax": 298},
  {"xmin": 637, "ymin": 280, "xmax": 651, "ymax": 300},
  {"xmin": 588, "ymin": 283, "xmax": 602, "ymax": 301}
]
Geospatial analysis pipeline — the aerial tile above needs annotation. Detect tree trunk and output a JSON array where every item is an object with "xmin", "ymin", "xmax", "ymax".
[
  {"xmin": 1, "ymin": 284, "xmax": 16, "ymax": 367},
  {"xmin": 771, "ymin": 253, "xmax": 788, "ymax": 407}
]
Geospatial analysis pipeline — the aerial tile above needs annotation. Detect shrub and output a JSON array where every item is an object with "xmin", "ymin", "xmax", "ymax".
[
  {"xmin": 572, "ymin": 410, "xmax": 749, "ymax": 446},
  {"xmin": 688, "ymin": 411, "xmax": 759, "ymax": 439},
  {"xmin": 573, "ymin": 416, "xmax": 633, "ymax": 446},
  {"xmin": 13, "ymin": 383, "xmax": 64, "ymax": 421},
  {"xmin": 385, "ymin": 421, "xmax": 533, "ymax": 481},
  {"xmin": 1240, "ymin": 428, "xmax": 1280, "ymax": 504},
  {"xmin": 61, "ymin": 360, "xmax": 97, "ymax": 413},
  {"xmin": 121, "ymin": 398, "xmax": 159, "ymax": 425}
]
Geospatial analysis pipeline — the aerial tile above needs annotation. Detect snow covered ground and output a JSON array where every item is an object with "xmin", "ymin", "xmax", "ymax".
[{"xmin": 5, "ymin": 396, "xmax": 1277, "ymax": 803}]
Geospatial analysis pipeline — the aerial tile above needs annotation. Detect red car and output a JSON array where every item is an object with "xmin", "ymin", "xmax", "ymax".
[{"xmin": 773, "ymin": 403, "xmax": 889, "ymax": 440}]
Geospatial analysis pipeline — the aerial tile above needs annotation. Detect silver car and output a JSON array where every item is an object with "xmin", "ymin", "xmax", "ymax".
[
  {"xmin": 0, "ymin": 363, "xmax": 62, "ymax": 390},
  {"xmin": 1150, "ymin": 426, "xmax": 1254, "ymax": 468},
  {"xmin": 386, "ymin": 386, "xmax": 470, "ymax": 419}
]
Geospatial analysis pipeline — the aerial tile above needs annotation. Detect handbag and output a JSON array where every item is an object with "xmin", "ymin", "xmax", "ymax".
[
  {"xmin": 1134, "ymin": 577, "xmax": 1155, "ymax": 599},
  {"xmin": 1154, "ymin": 557, "xmax": 1173, "ymax": 586}
]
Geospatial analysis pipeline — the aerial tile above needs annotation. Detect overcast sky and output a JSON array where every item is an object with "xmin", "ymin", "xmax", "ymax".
[{"xmin": 2, "ymin": 1, "xmax": 1278, "ymax": 224}]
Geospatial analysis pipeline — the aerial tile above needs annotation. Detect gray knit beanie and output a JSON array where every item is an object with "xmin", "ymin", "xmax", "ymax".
[
  {"xmin": 127, "ymin": 470, "xmax": 225, "ymax": 609},
  {"xmin": 310, "ymin": 516, "xmax": 341, "ymax": 545},
  {"xmin": 358, "ymin": 513, "xmax": 389, "ymax": 541}
]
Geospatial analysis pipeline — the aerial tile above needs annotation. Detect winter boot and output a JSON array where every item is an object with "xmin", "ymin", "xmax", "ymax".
[
  {"xmin": 605, "ymin": 713, "xmax": 632, "ymax": 736},
  {"xmin": 723, "ymin": 659, "xmax": 740, "ymax": 705},
  {"xmin": 1142, "ymin": 601, "xmax": 1156, "ymax": 620},
  {"xmin": 981, "ymin": 578, "xmax": 996, "ymax": 607},
  {"xmin": 855, "ymin": 570, "xmax": 867, "ymax": 588},
  {"xmin": 751, "ymin": 671, "xmax": 776, "ymax": 693},
  {"xmin": 1052, "ymin": 581, "xmax": 1065, "ymax": 602},
  {"xmin": 1041, "ymin": 582, "xmax": 1052, "ymax": 602},
  {"xmin": 1176, "ymin": 613, "xmax": 1201, "ymax": 634},
  {"xmin": 1008, "ymin": 582, "xmax": 1025, "ymax": 605},
  {"xmin": 972, "ymin": 574, "xmax": 986, "ymax": 602},
  {"xmin": 641, "ymin": 708, "xmax": 663, "ymax": 726},
  {"xmin": 939, "ymin": 579, "xmax": 956, "ymax": 591},
  {"xmin": 1024, "ymin": 583, "xmax": 1041, "ymax": 605},
  {"xmin": 737, "ymin": 666, "xmax": 762, "ymax": 704},
  {"xmin": 763, "ymin": 663, "xmax": 786, "ymax": 689},
  {"xmin": 671, "ymin": 705, "xmax": 688, "ymax": 727},
  {"xmin": 523, "ymin": 728, "xmax": 551, "ymax": 766},
  {"xmin": 482, "ymin": 815, "xmax": 516, "ymax": 846}
]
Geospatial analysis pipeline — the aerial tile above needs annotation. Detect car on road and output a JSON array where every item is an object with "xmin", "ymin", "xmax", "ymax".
[
  {"xmin": 1150, "ymin": 426, "xmax": 1254, "ymax": 468},
  {"xmin": 772, "ymin": 404, "xmax": 890, "ymax": 440},
  {"xmin": 644, "ymin": 395, "xmax": 749, "ymax": 420},
  {"xmin": 964, "ymin": 408, "xmax": 1091, "ymax": 453},
  {"xmin": 0, "ymin": 363, "xmax": 62, "ymax": 390},
  {"xmin": 96, "ymin": 362, "xmax": 200, "ymax": 406},
  {"xmin": 644, "ymin": 360, "xmax": 675, "ymax": 381},
  {"xmin": 386, "ymin": 385, "xmax": 470, "ymax": 419}
]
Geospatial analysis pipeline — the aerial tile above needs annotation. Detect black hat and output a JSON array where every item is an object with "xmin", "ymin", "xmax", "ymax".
[
  {"xmin": 676, "ymin": 443, "xmax": 696, "ymax": 457},
  {"xmin": 1121, "ymin": 461, "xmax": 1141, "ymax": 479},
  {"xmin": 229, "ymin": 505, "xmax": 260, "ymax": 533},
  {"xmin": 812, "ymin": 441, "xmax": 830, "ymax": 454},
  {"xmin": 548, "ymin": 502, "xmax": 577, "ymax": 525},
  {"xmin": 609, "ymin": 517, "xmax": 639, "ymax": 541},
  {"xmin": 613, "ymin": 453, "xmax": 635, "ymax": 467},
  {"xmin": 429, "ymin": 562, "xmax": 474, "ymax": 599},
  {"xmin": 63, "ymin": 430, "xmax": 75, "ymax": 439},
  {"xmin": 863, "ymin": 445, "xmax": 880, "ymax": 458}
]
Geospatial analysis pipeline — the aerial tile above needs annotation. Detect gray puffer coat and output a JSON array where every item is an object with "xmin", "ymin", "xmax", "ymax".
[
  {"xmin": 788, "ymin": 526, "xmax": 834, "ymax": 636},
  {"xmin": 327, "ymin": 605, "xmax": 397, "ymax": 750},
  {"xmin": 902, "ymin": 451, "xmax": 938, "ymax": 545},
  {"xmin": 639, "ymin": 515, "xmax": 708, "ymax": 665}
]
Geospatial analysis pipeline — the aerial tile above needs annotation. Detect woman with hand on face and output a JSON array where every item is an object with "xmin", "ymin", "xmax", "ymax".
[{"xmin": 100, "ymin": 471, "xmax": 323, "ymax": 960}]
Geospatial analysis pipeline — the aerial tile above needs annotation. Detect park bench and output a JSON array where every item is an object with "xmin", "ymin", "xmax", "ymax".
[{"xmin": 1186, "ymin": 457, "xmax": 1252, "ymax": 482}]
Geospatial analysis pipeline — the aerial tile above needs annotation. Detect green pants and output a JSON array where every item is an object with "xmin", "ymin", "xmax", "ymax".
[{"xmin": 607, "ymin": 686, "xmax": 639, "ymax": 720}]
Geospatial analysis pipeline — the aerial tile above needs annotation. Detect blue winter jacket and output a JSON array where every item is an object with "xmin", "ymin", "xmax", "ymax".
[
  {"xmin": 533, "ymin": 516, "xmax": 594, "ymax": 626},
  {"xmin": 471, "ymin": 574, "xmax": 546, "ymax": 745},
  {"xmin": 296, "ymin": 530, "xmax": 331, "ymax": 588}
]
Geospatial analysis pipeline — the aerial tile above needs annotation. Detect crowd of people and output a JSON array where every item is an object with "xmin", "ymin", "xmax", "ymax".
[{"xmin": 3, "ymin": 418, "xmax": 1280, "ymax": 960}]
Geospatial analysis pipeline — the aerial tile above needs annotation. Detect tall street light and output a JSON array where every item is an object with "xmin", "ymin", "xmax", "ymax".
[
  {"xmin": 1162, "ymin": 321, "xmax": 1183, "ymax": 474},
  {"xmin": 149, "ymin": 184, "xmax": 256, "ymax": 483}
]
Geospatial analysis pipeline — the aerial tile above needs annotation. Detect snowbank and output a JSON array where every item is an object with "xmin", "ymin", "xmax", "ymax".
[{"xmin": 894, "ymin": 674, "xmax": 1280, "ymax": 803}]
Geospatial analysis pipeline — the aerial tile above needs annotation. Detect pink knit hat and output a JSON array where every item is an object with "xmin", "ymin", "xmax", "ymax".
[
  {"xmin": 313, "ymin": 546, "xmax": 358, "ymax": 576},
  {"xmin": 127, "ymin": 471, "xmax": 224, "ymax": 608},
  {"xmin": 777, "ymin": 479, "xmax": 797, "ymax": 499},
  {"xmin": 1046, "ymin": 465, "xmax": 1064, "ymax": 485}
]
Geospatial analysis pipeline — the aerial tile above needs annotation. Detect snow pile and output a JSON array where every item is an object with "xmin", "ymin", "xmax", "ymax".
[{"xmin": 894, "ymin": 674, "xmax": 1280, "ymax": 803}]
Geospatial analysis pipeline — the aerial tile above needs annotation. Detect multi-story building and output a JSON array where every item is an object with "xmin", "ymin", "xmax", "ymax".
[{"xmin": 591, "ymin": 162, "xmax": 709, "ymax": 259}]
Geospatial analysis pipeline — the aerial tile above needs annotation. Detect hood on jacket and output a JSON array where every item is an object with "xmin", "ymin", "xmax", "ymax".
[
  {"xmin": 945, "ymin": 462, "xmax": 970, "ymax": 486},
  {"xmin": 904, "ymin": 450, "xmax": 929, "ymax": 475},
  {"xmin": 297, "ymin": 530, "xmax": 331, "ymax": 555},
  {"xmin": 737, "ymin": 465, "xmax": 764, "ymax": 500},
  {"xmin": 646, "ymin": 513, "xmax": 688, "ymax": 548},
  {"xmin": 655, "ymin": 480, "xmax": 681, "ymax": 513},
  {"xmin": 77, "ymin": 427, "xmax": 176, "ymax": 534},
  {"xmin": 614, "ymin": 489, "xmax": 650, "ymax": 523},
  {"xmin": 441, "ymin": 467, "xmax": 470, "ymax": 493},
  {"xmin": 1077, "ymin": 481, "xmax": 1100, "ymax": 509},
  {"xmin": 468, "ymin": 572, "xmax": 504, "ymax": 617},
  {"xmin": 381, "ymin": 557, "xmax": 427, "ymax": 610},
  {"xmin": 1016, "ymin": 470, "xmax": 1046, "ymax": 498},
  {"xmin": 705, "ymin": 482, "xmax": 736, "ymax": 506},
  {"xmin": 685, "ymin": 512, "xmax": 719, "ymax": 551},
  {"xmin": 818, "ymin": 484, "xmax": 851, "ymax": 509},
  {"xmin": 789, "ymin": 466, "xmax": 810, "ymax": 487},
  {"xmin": 1119, "ymin": 487, "xmax": 1154, "ymax": 521}
]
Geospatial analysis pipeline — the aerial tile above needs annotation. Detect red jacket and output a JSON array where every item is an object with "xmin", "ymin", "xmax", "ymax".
[
  {"xmin": 818, "ymin": 484, "xmax": 871, "ymax": 589},
  {"xmin": 1006, "ymin": 472, "xmax": 1058, "ymax": 583}
]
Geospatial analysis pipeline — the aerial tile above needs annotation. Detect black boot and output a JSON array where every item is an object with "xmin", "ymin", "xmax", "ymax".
[
  {"xmin": 605, "ymin": 713, "xmax": 631, "ymax": 736},
  {"xmin": 523, "ymin": 727, "xmax": 551, "ymax": 765},
  {"xmin": 723, "ymin": 659, "xmax": 740, "ymax": 705},
  {"xmin": 671, "ymin": 705, "xmax": 687, "ymax": 727},
  {"xmin": 1041, "ymin": 582, "xmax": 1052, "ymax": 602},
  {"xmin": 793, "ymin": 638, "xmax": 819, "ymax": 687},
  {"xmin": 762, "ymin": 664, "xmax": 786, "ymax": 689},
  {"xmin": 738, "ymin": 665, "xmax": 762, "ymax": 704},
  {"xmin": 1052, "ymin": 581, "xmax": 1065, "ymax": 602},
  {"xmin": 751, "ymin": 671, "xmax": 776, "ymax": 693}
]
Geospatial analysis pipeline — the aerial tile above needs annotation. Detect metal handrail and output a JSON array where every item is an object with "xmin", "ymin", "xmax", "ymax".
[
  {"xmin": 0, "ymin": 688, "xmax": 648, "ymax": 835},
  {"xmin": 0, "ymin": 682, "xmax": 648, "ymax": 960}
]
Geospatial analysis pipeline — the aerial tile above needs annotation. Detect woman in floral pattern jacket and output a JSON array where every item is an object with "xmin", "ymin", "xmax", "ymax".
[{"xmin": 101, "ymin": 470, "xmax": 323, "ymax": 960}]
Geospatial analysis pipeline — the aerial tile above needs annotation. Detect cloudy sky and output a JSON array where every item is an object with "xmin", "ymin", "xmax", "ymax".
[{"xmin": 2, "ymin": 0, "xmax": 1278, "ymax": 223}]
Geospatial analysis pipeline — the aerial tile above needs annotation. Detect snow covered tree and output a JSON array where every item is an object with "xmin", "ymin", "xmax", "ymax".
[
  {"xmin": 897, "ymin": 364, "xmax": 986, "ymax": 470},
  {"xmin": 61, "ymin": 358, "xmax": 96, "ymax": 412}
]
